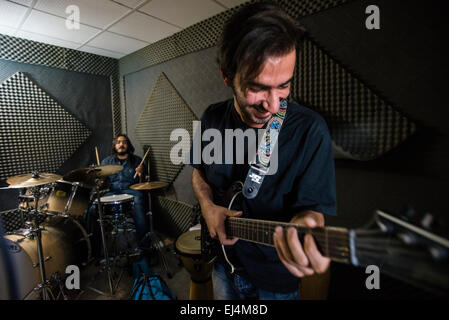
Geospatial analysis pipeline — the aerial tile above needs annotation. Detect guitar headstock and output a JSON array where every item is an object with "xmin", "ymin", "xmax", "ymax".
[{"xmin": 350, "ymin": 209, "xmax": 449, "ymax": 296}]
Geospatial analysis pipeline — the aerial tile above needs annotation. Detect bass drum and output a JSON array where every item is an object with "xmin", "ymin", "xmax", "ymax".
[{"xmin": 0, "ymin": 216, "xmax": 91, "ymax": 300}]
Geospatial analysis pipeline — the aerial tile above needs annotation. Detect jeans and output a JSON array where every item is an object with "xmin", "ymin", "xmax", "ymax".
[
  {"xmin": 86, "ymin": 189, "xmax": 149, "ymax": 257},
  {"xmin": 212, "ymin": 262, "xmax": 300, "ymax": 300}
]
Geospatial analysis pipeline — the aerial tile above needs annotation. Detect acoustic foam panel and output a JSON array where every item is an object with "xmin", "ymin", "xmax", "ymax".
[
  {"xmin": 0, "ymin": 72, "xmax": 91, "ymax": 180},
  {"xmin": 134, "ymin": 72, "xmax": 197, "ymax": 184},
  {"xmin": 0, "ymin": 33, "xmax": 121, "ymax": 137},
  {"xmin": 293, "ymin": 39, "xmax": 417, "ymax": 160},
  {"xmin": 153, "ymin": 196, "xmax": 194, "ymax": 238}
]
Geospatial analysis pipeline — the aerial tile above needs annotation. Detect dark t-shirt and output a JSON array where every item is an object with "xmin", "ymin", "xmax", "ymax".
[{"xmin": 190, "ymin": 99, "xmax": 337, "ymax": 293}]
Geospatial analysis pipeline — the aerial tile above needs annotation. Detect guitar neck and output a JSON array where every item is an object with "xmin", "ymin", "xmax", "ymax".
[{"xmin": 226, "ymin": 217, "xmax": 351, "ymax": 264}]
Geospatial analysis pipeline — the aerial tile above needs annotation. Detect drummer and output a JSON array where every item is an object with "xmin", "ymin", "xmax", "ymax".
[{"xmin": 87, "ymin": 134, "xmax": 149, "ymax": 254}]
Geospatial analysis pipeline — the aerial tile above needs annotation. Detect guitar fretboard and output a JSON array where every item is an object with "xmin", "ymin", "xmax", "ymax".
[{"xmin": 226, "ymin": 217, "xmax": 351, "ymax": 264}]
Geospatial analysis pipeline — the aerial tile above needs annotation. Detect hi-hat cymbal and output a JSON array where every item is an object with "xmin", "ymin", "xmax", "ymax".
[
  {"xmin": 130, "ymin": 181, "xmax": 168, "ymax": 191},
  {"xmin": 63, "ymin": 165, "xmax": 123, "ymax": 185},
  {"xmin": 6, "ymin": 172, "xmax": 62, "ymax": 189}
]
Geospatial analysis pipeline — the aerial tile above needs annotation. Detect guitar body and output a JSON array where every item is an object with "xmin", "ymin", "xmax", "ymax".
[
  {"xmin": 200, "ymin": 181, "xmax": 245, "ymax": 272},
  {"xmin": 200, "ymin": 215, "xmax": 220, "ymax": 264}
]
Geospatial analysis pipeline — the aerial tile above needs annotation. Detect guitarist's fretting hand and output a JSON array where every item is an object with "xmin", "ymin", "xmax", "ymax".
[{"xmin": 273, "ymin": 211, "xmax": 331, "ymax": 278}]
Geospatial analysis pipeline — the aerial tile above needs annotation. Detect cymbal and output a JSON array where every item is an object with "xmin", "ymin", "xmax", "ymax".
[
  {"xmin": 6, "ymin": 172, "xmax": 62, "ymax": 189},
  {"xmin": 63, "ymin": 165, "xmax": 123, "ymax": 185},
  {"xmin": 130, "ymin": 181, "xmax": 169, "ymax": 191}
]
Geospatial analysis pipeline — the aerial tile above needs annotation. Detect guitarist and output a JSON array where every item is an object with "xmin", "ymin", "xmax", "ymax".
[{"xmin": 191, "ymin": 2, "xmax": 337, "ymax": 300}]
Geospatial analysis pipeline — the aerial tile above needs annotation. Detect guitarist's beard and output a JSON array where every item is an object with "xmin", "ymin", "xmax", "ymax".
[{"xmin": 232, "ymin": 87, "xmax": 273, "ymax": 127}]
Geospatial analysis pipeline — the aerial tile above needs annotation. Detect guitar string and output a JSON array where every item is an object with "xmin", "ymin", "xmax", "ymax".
[
  {"xmin": 226, "ymin": 219, "xmax": 350, "ymax": 242},
  {"xmin": 224, "ymin": 191, "xmax": 351, "ymax": 258},
  {"xmin": 226, "ymin": 223, "xmax": 349, "ymax": 243},
  {"xmin": 226, "ymin": 216, "xmax": 349, "ymax": 234},
  {"xmin": 226, "ymin": 234, "xmax": 350, "ymax": 260},
  {"xmin": 226, "ymin": 222, "xmax": 350, "ymax": 247},
  {"xmin": 224, "ymin": 217, "xmax": 394, "ymax": 261},
  {"xmin": 226, "ymin": 221, "xmax": 350, "ymax": 259},
  {"xmin": 226, "ymin": 221, "xmax": 384, "ymax": 261}
]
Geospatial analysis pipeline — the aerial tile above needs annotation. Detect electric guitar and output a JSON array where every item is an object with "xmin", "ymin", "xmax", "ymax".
[{"xmin": 200, "ymin": 181, "xmax": 449, "ymax": 297}]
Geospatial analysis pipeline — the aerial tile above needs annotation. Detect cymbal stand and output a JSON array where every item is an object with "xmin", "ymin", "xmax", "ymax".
[
  {"xmin": 145, "ymin": 189, "xmax": 172, "ymax": 278},
  {"xmin": 87, "ymin": 180, "xmax": 123, "ymax": 296},
  {"xmin": 27, "ymin": 186, "xmax": 56, "ymax": 300}
]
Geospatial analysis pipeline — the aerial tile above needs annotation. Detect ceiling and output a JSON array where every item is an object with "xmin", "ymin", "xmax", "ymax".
[{"xmin": 0, "ymin": 0, "xmax": 248, "ymax": 59}]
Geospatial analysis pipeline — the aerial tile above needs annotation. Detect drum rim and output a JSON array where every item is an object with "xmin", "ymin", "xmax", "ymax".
[
  {"xmin": 175, "ymin": 230, "xmax": 202, "ymax": 257},
  {"xmin": 53, "ymin": 179, "xmax": 92, "ymax": 189},
  {"xmin": 95, "ymin": 194, "xmax": 135, "ymax": 204},
  {"xmin": 54, "ymin": 179, "xmax": 79, "ymax": 186},
  {"xmin": 175, "ymin": 248, "xmax": 202, "ymax": 259}
]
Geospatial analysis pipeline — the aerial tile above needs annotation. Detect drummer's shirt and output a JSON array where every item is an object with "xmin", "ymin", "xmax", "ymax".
[{"xmin": 101, "ymin": 155, "xmax": 143, "ymax": 191}]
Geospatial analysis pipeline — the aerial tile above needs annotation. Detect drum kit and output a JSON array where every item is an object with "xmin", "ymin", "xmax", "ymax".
[
  {"xmin": 1, "ymin": 164, "xmax": 170, "ymax": 300},
  {"xmin": 2, "ymin": 170, "xmax": 89, "ymax": 300}
]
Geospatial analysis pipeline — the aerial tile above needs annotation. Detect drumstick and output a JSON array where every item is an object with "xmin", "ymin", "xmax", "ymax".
[
  {"xmin": 95, "ymin": 147, "xmax": 100, "ymax": 166},
  {"xmin": 133, "ymin": 147, "xmax": 150, "ymax": 179}
]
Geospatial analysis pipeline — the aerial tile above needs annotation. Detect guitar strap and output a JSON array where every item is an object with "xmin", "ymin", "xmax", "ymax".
[{"xmin": 243, "ymin": 99, "xmax": 288, "ymax": 199}]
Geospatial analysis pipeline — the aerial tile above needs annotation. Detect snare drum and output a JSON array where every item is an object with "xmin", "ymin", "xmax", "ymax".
[
  {"xmin": 0, "ymin": 216, "xmax": 91, "ymax": 299},
  {"xmin": 176, "ymin": 230, "xmax": 213, "ymax": 300},
  {"xmin": 92, "ymin": 194, "xmax": 137, "ymax": 260},
  {"xmin": 93, "ymin": 194, "xmax": 134, "ymax": 218}
]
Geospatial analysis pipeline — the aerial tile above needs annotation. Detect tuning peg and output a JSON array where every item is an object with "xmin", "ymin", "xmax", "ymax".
[
  {"xmin": 397, "ymin": 232, "xmax": 418, "ymax": 245},
  {"xmin": 429, "ymin": 245, "xmax": 448, "ymax": 261},
  {"xmin": 420, "ymin": 213, "xmax": 434, "ymax": 230},
  {"xmin": 398, "ymin": 204, "xmax": 419, "ymax": 223}
]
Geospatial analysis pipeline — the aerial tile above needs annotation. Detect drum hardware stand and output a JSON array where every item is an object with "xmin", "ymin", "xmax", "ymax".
[
  {"xmin": 87, "ymin": 179, "xmax": 123, "ymax": 296},
  {"xmin": 144, "ymin": 191, "xmax": 172, "ymax": 278},
  {"xmin": 52, "ymin": 272, "xmax": 69, "ymax": 300},
  {"xmin": 110, "ymin": 217, "xmax": 140, "ymax": 265},
  {"xmin": 80, "ymin": 232, "xmax": 95, "ymax": 267},
  {"xmin": 64, "ymin": 182, "xmax": 80, "ymax": 214},
  {"xmin": 25, "ymin": 185, "xmax": 58, "ymax": 300}
]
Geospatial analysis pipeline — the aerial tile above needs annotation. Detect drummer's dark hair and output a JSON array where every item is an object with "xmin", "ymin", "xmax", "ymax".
[{"xmin": 111, "ymin": 134, "xmax": 136, "ymax": 166}]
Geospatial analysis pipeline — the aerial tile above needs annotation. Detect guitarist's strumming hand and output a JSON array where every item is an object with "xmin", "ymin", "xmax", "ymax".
[
  {"xmin": 273, "ymin": 210, "xmax": 331, "ymax": 278},
  {"xmin": 192, "ymin": 168, "xmax": 243, "ymax": 246},
  {"xmin": 202, "ymin": 203, "xmax": 242, "ymax": 246}
]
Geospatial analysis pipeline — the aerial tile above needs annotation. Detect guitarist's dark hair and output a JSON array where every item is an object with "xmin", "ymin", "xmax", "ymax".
[{"xmin": 217, "ymin": 1, "xmax": 305, "ymax": 91}]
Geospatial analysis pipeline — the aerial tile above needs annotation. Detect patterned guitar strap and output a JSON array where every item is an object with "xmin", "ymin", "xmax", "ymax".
[{"xmin": 243, "ymin": 99, "xmax": 288, "ymax": 199}]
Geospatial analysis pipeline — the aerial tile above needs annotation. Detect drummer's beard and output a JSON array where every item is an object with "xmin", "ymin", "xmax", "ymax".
[{"xmin": 116, "ymin": 146, "xmax": 128, "ymax": 156}]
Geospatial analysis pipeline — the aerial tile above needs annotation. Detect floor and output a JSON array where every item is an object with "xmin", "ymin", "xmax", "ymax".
[{"xmin": 74, "ymin": 233, "xmax": 192, "ymax": 300}]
